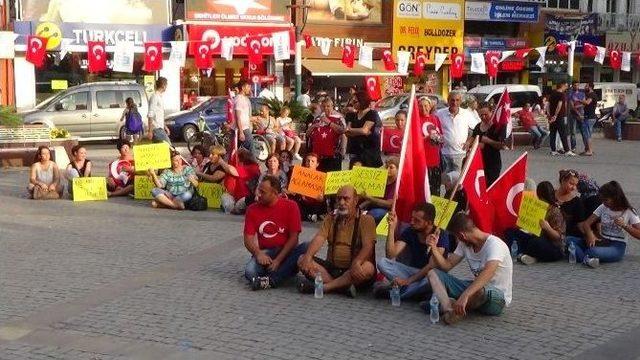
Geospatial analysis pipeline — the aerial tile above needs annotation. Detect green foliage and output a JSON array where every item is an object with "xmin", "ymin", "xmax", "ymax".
[
  {"xmin": 50, "ymin": 128, "xmax": 70, "ymax": 139},
  {"xmin": 263, "ymin": 97, "xmax": 311, "ymax": 124},
  {"xmin": 0, "ymin": 106, "xmax": 22, "ymax": 128}
]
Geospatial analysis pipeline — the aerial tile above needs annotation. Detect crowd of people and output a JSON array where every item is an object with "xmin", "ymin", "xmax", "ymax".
[{"xmin": 24, "ymin": 80, "xmax": 640, "ymax": 326}]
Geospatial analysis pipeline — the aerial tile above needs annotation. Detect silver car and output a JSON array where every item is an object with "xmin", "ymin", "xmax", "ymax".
[
  {"xmin": 21, "ymin": 81, "xmax": 148, "ymax": 140},
  {"xmin": 376, "ymin": 93, "xmax": 446, "ymax": 125}
]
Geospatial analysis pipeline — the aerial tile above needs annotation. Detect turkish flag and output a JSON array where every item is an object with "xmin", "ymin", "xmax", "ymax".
[
  {"xmin": 460, "ymin": 142, "xmax": 494, "ymax": 233},
  {"xmin": 247, "ymin": 36, "xmax": 263, "ymax": 66},
  {"xmin": 583, "ymin": 43, "xmax": 598, "ymax": 58},
  {"xmin": 144, "ymin": 42, "xmax": 163, "ymax": 72},
  {"xmin": 381, "ymin": 127, "xmax": 403, "ymax": 154},
  {"xmin": 414, "ymin": 50, "xmax": 426, "ymax": 76},
  {"xmin": 309, "ymin": 116, "xmax": 342, "ymax": 158},
  {"xmin": 609, "ymin": 50, "xmax": 622, "ymax": 70},
  {"xmin": 342, "ymin": 45, "xmax": 355, "ymax": 68},
  {"xmin": 515, "ymin": 48, "xmax": 532, "ymax": 58},
  {"xmin": 26, "ymin": 36, "xmax": 48, "ymax": 68},
  {"xmin": 194, "ymin": 41, "xmax": 213, "ymax": 69},
  {"xmin": 555, "ymin": 43, "xmax": 568, "ymax": 57},
  {"xmin": 491, "ymin": 88, "xmax": 512, "ymax": 135},
  {"xmin": 395, "ymin": 98, "xmax": 430, "ymax": 223},
  {"xmin": 485, "ymin": 51, "xmax": 501, "ymax": 78},
  {"xmin": 487, "ymin": 153, "xmax": 528, "ymax": 236},
  {"xmin": 450, "ymin": 53, "xmax": 465, "ymax": 79},
  {"xmin": 87, "ymin": 41, "xmax": 107, "ymax": 73},
  {"xmin": 364, "ymin": 76, "xmax": 382, "ymax": 101},
  {"xmin": 303, "ymin": 33, "xmax": 312, "ymax": 49},
  {"xmin": 382, "ymin": 49, "xmax": 396, "ymax": 71}
]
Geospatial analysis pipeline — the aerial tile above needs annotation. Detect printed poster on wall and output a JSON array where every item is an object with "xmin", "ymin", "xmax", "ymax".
[
  {"xmin": 307, "ymin": 0, "xmax": 382, "ymax": 24},
  {"xmin": 392, "ymin": 0, "xmax": 464, "ymax": 64},
  {"xmin": 544, "ymin": 14, "xmax": 602, "ymax": 52},
  {"xmin": 186, "ymin": 0, "xmax": 288, "ymax": 22},
  {"xmin": 20, "ymin": 0, "xmax": 170, "ymax": 25}
]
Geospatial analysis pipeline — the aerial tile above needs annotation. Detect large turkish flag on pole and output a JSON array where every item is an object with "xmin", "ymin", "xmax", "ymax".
[
  {"xmin": 487, "ymin": 152, "xmax": 528, "ymax": 236},
  {"xmin": 459, "ymin": 138, "xmax": 494, "ymax": 233}
]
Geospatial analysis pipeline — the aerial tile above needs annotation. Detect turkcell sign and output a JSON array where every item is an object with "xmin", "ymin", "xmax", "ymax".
[{"xmin": 465, "ymin": 1, "xmax": 539, "ymax": 23}]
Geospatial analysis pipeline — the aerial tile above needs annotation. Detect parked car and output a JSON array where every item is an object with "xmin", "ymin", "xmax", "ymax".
[
  {"xmin": 21, "ymin": 81, "xmax": 148, "ymax": 140},
  {"xmin": 376, "ymin": 93, "xmax": 446, "ymax": 124},
  {"xmin": 467, "ymin": 84, "xmax": 542, "ymax": 114},
  {"xmin": 165, "ymin": 96, "xmax": 265, "ymax": 142},
  {"xmin": 593, "ymin": 82, "xmax": 637, "ymax": 114}
]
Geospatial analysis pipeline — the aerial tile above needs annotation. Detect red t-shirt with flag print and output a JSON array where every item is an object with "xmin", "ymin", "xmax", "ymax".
[
  {"xmin": 309, "ymin": 114, "xmax": 343, "ymax": 158},
  {"xmin": 244, "ymin": 197, "xmax": 302, "ymax": 249}
]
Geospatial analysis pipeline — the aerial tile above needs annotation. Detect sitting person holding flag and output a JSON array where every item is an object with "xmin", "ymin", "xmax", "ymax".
[{"xmin": 107, "ymin": 140, "xmax": 135, "ymax": 197}]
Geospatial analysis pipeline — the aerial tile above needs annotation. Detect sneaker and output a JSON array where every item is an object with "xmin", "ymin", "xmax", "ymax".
[
  {"xmin": 585, "ymin": 257, "xmax": 600, "ymax": 269},
  {"xmin": 307, "ymin": 214, "xmax": 319, "ymax": 223},
  {"xmin": 293, "ymin": 153, "xmax": 303, "ymax": 161},
  {"xmin": 345, "ymin": 284, "xmax": 357, "ymax": 298},
  {"xmin": 550, "ymin": 151, "xmax": 560, "ymax": 156},
  {"xmin": 617, "ymin": 138, "xmax": 622, "ymax": 142},
  {"xmin": 372, "ymin": 280, "xmax": 392, "ymax": 299},
  {"xmin": 296, "ymin": 276, "xmax": 315, "ymax": 294},
  {"xmin": 519, "ymin": 254, "xmax": 538, "ymax": 265},
  {"xmin": 251, "ymin": 276, "xmax": 271, "ymax": 291},
  {"xmin": 565, "ymin": 151, "xmax": 577, "ymax": 157},
  {"xmin": 442, "ymin": 311, "xmax": 464, "ymax": 325}
]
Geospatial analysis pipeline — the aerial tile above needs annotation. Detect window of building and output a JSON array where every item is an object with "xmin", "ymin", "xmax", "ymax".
[
  {"xmin": 588, "ymin": 0, "xmax": 594, "ymax": 11},
  {"xmin": 544, "ymin": 0, "xmax": 580, "ymax": 10},
  {"xmin": 606, "ymin": 0, "xmax": 617, "ymax": 12}
]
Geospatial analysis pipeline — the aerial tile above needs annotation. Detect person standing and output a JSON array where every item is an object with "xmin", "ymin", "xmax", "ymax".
[
  {"xmin": 548, "ymin": 82, "xmax": 575, "ymax": 156},
  {"xmin": 612, "ymin": 94, "xmax": 631, "ymax": 142},
  {"xmin": 437, "ymin": 91, "xmax": 479, "ymax": 173},
  {"xmin": 307, "ymin": 98, "xmax": 346, "ymax": 172},
  {"xmin": 297, "ymin": 87, "xmax": 312, "ymax": 108},
  {"xmin": 466, "ymin": 104, "xmax": 506, "ymax": 187},
  {"xmin": 147, "ymin": 77, "xmax": 171, "ymax": 143},
  {"xmin": 234, "ymin": 80, "xmax": 254, "ymax": 150},
  {"xmin": 345, "ymin": 91, "xmax": 383, "ymax": 168},
  {"xmin": 419, "ymin": 97, "xmax": 444, "ymax": 196},
  {"xmin": 581, "ymin": 82, "xmax": 598, "ymax": 155},
  {"xmin": 567, "ymin": 81, "xmax": 583, "ymax": 152}
]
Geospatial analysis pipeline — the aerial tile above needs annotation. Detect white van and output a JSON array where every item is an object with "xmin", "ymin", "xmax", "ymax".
[
  {"xmin": 467, "ymin": 85, "xmax": 542, "ymax": 114},
  {"xmin": 593, "ymin": 82, "xmax": 637, "ymax": 112}
]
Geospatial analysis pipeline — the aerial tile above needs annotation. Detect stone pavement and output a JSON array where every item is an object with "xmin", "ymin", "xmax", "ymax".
[{"xmin": 1, "ymin": 137, "xmax": 640, "ymax": 360}]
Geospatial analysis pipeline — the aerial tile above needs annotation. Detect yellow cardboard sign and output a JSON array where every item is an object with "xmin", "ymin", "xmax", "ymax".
[
  {"xmin": 133, "ymin": 143, "xmax": 171, "ymax": 171},
  {"xmin": 134, "ymin": 176, "xmax": 155, "ymax": 200},
  {"xmin": 392, "ymin": 0, "xmax": 465, "ymax": 64},
  {"xmin": 288, "ymin": 165, "xmax": 327, "ymax": 199},
  {"xmin": 352, "ymin": 166, "xmax": 388, "ymax": 198},
  {"xmin": 324, "ymin": 170, "xmax": 353, "ymax": 195},
  {"xmin": 72, "ymin": 177, "xmax": 107, "ymax": 202},
  {"xmin": 431, "ymin": 195, "xmax": 458, "ymax": 230},
  {"xmin": 51, "ymin": 80, "xmax": 68, "ymax": 90},
  {"xmin": 517, "ymin": 194, "xmax": 548, "ymax": 237},
  {"xmin": 376, "ymin": 213, "xmax": 390, "ymax": 237},
  {"xmin": 198, "ymin": 182, "xmax": 224, "ymax": 209},
  {"xmin": 143, "ymin": 75, "xmax": 155, "ymax": 98}
]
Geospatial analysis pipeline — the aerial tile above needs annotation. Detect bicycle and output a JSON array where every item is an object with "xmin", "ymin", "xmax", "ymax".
[{"xmin": 187, "ymin": 112, "xmax": 232, "ymax": 154}]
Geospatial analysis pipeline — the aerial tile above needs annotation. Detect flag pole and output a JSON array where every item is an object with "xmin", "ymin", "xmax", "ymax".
[{"xmin": 391, "ymin": 84, "xmax": 417, "ymax": 213}]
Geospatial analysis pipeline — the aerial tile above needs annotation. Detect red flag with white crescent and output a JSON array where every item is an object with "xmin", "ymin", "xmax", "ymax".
[
  {"xmin": 381, "ymin": 127, "xmax": 403, "ymax": 154},
  {"xmin": 26, "ymin": 36, "xmax": 48, "ymax": 68},
  {"xmin": 247, "ymin": 36, "xmax": 263, "ymax": 66},
  {"xmin": 487, "ymin": 152, "xmax": 528, "ymax": 236},
  {"xmin": 491, "ymin": 87, "xmax": 512, "ymax": 136},
  {"xmin": 382, "ymin": 49, "xmax": 396, "ymax": 71},
  {"xmin": 450, "ymin": 53, "xmax": 465, "ymax": 79},
  {"xmin": 342, "ymin": 45, "xmax": 355, "ymax": 68},
  {"xmin": 87, "ymin": 41, "xmax": 107, "ymax": 73},
  {"xmin": 414, "ymin": 50, "xmax": 426, "ymax": 76},
  {"xmin": 459, "ymin": 140, "xmax": 494, "ymax": 233},
  {"xmin": 609, "ymin": 50, "xmax": 622, "ymax": 70},
  {"xmin": 303, "ymin": 33, "xmax": 312, "ymax": 49},
  {"xmin": 485, "ymin": 51, "xmax": 501, "ymax": 78},
  {"xmin": 583, "ymin": 43, "xmax": 597, "ymax": 58},
  {"xmin": 364, "ymin": 76, "xmax": 382, "ymax": 101},
  {"xmin": 144, "ymin": 42, "xmax": 163, "ymax": 71},
  {"xmin": 194, "ymin": 41, "xmax": 213, "ymax": 69}
]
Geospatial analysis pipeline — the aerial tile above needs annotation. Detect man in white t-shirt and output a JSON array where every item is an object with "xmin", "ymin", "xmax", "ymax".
[
  {"xmin": 234, "ymin": 80, "xmax": 254, "ymax": 150},
  {"xmin": 147, "ymin": 77, "xmax": 171, "ymax": 143},
  {"xmin": 426, "ymin": 212, "xmax": 513, "ymax": 325},
  {"xmin": 436, "ymin": 91, "xmax": 479, "ymax": 173},
  {"xmin": 297, "ymin": 87, "xmax": 312, "ymax": 108}
]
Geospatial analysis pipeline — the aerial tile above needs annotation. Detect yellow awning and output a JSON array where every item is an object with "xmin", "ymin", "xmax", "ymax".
[{"xmin": 303, "ymin": 59, "xmax": 403, "ymax": 77}]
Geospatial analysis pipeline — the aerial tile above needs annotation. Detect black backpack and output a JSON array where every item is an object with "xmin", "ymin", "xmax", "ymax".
[{"xmin": 185, "ymin": 188, "xmax": 208, "ymax": 211}]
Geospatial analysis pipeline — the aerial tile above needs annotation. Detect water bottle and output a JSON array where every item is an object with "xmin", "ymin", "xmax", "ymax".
[
  {"xmin": 390, "ymin": 283, "xmax": 401, "ymax": 307},
  {"xmin": 568, "ymin": 242, "xmax": 577, "ymax": 264},
  {"xmin": 429, "ymin": 294, "xmax": 440, "ymax": 324},
  {"xmin": 510, "ymin": 241, "xmax": 519, "ymax": 259},
  {"xmin": 314, "ymin": 272, "xmax": 324, "ymax": 299}
]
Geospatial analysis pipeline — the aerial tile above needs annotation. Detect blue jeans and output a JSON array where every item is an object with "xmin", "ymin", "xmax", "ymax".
[
  {"xmin": 377, "ymin": 258, "xmax": 430, "ymax": 300},
  {"xmin": 529, "ymin": 125, "xmax": 548, "ymax": 145},
  {"xmin": 244, "ymin": 243, "xmax": 309, "ymax": 286},
  {"xmin": 241, "ymin": 128, "xmax": 254, "ymax": 150},
  {"xmin": 614, "ymin": 115, "xmax": 629, "ymax": 140},
  {"xmin": 151, "ymin": 188, "xmax": 193, "ymax": 203},
  {"xmin": 566, "ymin": 236, "xmax": 626, "ymax": 263},
  {"xmin": 152, "ymin": 128, "xmax": 171, "ymax": 144},
  {"xmin": 367, "ymin": 208, "xmax": 389, "ymax": 224},
  {"xmin": 567, "ymin": 115, "xmax": 578, "ymax": 150},
  {"xmin": 434, "ymin": 269, "xmax": 506, "ymax": 315}
]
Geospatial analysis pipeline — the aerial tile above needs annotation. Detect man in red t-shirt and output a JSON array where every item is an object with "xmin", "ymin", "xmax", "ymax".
[
  {"xmin": 419, "ymin": 97, "xmax": 444, "ymax": 196},
  {"xmin": 307, "ymin": 98, "xmax": 346, "ymax": 172},
  {"xmin": 244, "ymin": 175, "xmax": 308, "ymax": 290}
]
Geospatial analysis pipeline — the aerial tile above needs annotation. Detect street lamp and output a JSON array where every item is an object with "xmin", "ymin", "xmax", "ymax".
[{"xmin": 287, "ymin": 0, "xmax": 309, "ymax": 100}]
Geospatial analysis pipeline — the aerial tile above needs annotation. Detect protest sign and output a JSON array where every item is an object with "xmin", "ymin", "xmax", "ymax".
[
  {"xmin": 72, "ymin": 177, "xmax": 107, "ymax": 202},
  {"xmin": 376, "ymin": 213, "xmax": 390, "ymax": 236},
  {"xmin": 431, "ymin": 195, "xmax": 459, "ymax": 230},
  {"xmin": 134, "ymin": 176, "xmax": 155, "ymax": 200},
  {"xmin": 198, "ymin": 182, "xmax": 224, "ymax": 209},
  {"xmin": 324, "ymin": 170, "xmax": 353, "ymax": 195},
  {"xmin": 352, "ymin": 167, "xmax": 388, "ymax": 198},
  {"xmin": 516, "ymin": 193, "xmax": 548, "ymax": 236},
  {"xmin": 288, "ymin": 165, "xmax": 327, "ymax": 199},
  {"xmin": 133, "ymin": 143, "xmax": 171, "ymax": 171}
]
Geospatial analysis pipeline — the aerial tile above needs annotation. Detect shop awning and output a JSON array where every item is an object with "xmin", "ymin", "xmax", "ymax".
[{"xmin": 303, "ymin": 59, "xmax": 403, "ymax": 77}]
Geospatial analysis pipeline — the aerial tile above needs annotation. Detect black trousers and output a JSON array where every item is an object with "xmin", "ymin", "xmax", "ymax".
[
  {"xmin": 319, "ymin": 156, "xmax": 343, "ymax": 172},
  {"xmin": 549, "ymin": 118, "xmax": 570, "ymax": 152},
  {"xmin": 505, "ymin": 228, "xmax": 564, "ymax": 262}
]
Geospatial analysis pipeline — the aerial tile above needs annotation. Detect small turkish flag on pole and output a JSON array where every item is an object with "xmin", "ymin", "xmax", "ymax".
[
  {"xmin": 26, "ymin": 36, "xmax": 48, "ymax": 68},
  {"xmin": 194, "ymin": 41, "xmax": 213, "ymax": 69},
  {"xmin": 364, "ymin": 76, "xmax": 382, "ymax": 101},
  {"xmin": 382, "ymin": 49, "xmax": 396, "ymax": 71},
  {"xmin": 144, "ymin": 42, "xmax": 163, "ymax": 72},
  {"xmin": 414, "ymin": 50, "xmax": 426, "ymax": 76},
  {"xmin": 247, "ymin": 36, "xmax": 263, "ymax": 66},
  {"xmin": 487, "ymin": 153, "xmax": 528, "ymax": 236},
  {"xmin": 342, "ymin": 45, "xmax": 355, "ymax": 68},
  {"xmin": 87, "ymin": 41, "xmax": 107, "ymax": 73},
  {"xmin": 491, "ymin": 87, "xmax": 512, "ymax": 136}
]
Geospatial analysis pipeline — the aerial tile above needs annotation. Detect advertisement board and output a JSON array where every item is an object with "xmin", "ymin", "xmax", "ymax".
[
  {"xmin": 186, "ymin": 0, "xmax": 287, "ymax": 22},
  {"xmin": 188, "ymin": 25, "xmax": 294, "ymax": 56},
  {"xmin": 392, "ymin": 0, "xmax": 464, "ymax": 64},
  {"xmin": 20, "ymin": 0, "xmax": 170, "ymax": 25},
  {"xmin": 307, "ymin": 0, "xmax": 382, "ymax": 24},
  {"xmin": 544, "ymin": 14, "xmax": 602, "ymax": 52},
  {"xmin": 606, "ymin": 31, "xmax": 640, "ymax": 52},
  {"xmin": 465, "ymin": 1, "xmax": 538, "ymax": 23}
]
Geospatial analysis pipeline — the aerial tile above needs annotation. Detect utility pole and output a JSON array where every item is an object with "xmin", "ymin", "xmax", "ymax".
[{"xmin": 287, "ymin": 0, "xmax": 309, "ymax": 100}]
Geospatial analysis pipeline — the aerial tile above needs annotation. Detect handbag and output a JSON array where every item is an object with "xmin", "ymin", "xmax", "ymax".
[
  {"xmin": 33, "ymin": 186, "xmax": 60, "ymax": 200},
  {"xmin": 185, "ymin": 188, "xmax": 207, "ymax": 211}
]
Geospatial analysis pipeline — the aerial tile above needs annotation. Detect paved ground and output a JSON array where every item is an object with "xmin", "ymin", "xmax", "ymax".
[{"xmin": 1, "ymin": 136, "xmax": 640, "ymax": 359}]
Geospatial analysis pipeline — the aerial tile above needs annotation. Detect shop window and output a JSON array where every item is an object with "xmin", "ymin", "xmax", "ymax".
[
  {"xmin": 620, "ymin": 69, "xmax": 633, "ymax": 83},
  {"xmin": 606, "ymin": 0, "xmax": 617, "ymax": 12},
  {"xmin": 544, "ymin": 0, "xmax": 580, "ymax": 10},
  {"xmin": 52, "ymin": 92, "xmax": 89, "ymax": 112},
  {"xmin": 120, "ymin": 90, "xmax": 142, "ymax": 107},
  {"xmin": 97, "ymin": 91, "xmax": 120, "ymax": 109}
]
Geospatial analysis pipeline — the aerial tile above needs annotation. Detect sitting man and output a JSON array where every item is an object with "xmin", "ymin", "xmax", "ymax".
[
  {"xmin": 107, "ymin": 140, "xmax": 135, "ymax": 197},
  {"xmin": 243, "ymin": 175, "xmax": 308, "ymax": 290},
  {"xmin": 427, "ymin": 212, "xmax": 513, "ymax": 325},
  {"xmin": 375, "ymin": 203, "xmax": 449, "ymax": 300},
  {"xmin": 297, "ymin": 185, "xmax": 376, "ymax": 297}
]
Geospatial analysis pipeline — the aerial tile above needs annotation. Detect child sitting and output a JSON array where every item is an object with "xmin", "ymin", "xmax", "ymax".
[{"xmin": 277, "ymin": 107, "xmax": 303, "ymax": 161}]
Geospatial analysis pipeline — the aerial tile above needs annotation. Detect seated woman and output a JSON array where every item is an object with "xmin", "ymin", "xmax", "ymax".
[
  {"xmin": 567, "ymin": 181, "xmax": 640, "ymax": 268},
  {"xmin": 221, "ymin": 148, "xmax": 261, "ymax": 215},
  {"xmin": 28, "ymin": 146, "xmax": 63, "ymax": 199},
  {"xmin": 291, "ymin": 153, "xmax": 327, "ymax": 222},
  {"xmin": 258, "ymin": 154, "xmax": 288, "ymax": 192},
  {"xmin": 147, "ymin": 151, "xmax": 198, "ymax": 210},
  {"xmin": 66, "ymin": 144, "xmax": 92, "ymax": 197},
  {"xmin": 359, "ymin": 156, "xmax": 398, "ymax": 224},
  {"xmin": 277, "ymin": 107, "xmax": 303, "ymax": 161},
  {"xmin": 506, "ymin": 181, "xmax": 566, "ymax": 264},
  {"xmin": 278, "ymin": 150, "xmax": 293, "ymax": 178},
  {"xmin": 253, "ymin": 104, "xmax": 284, "ymax": 155},
  {"xmin": 555, "ymin": 169, "xmax": 585, "ymax": 240},
  {"xmin": 189, "ymin": 145, "xmax": 210, "ymax": 173},
  {"xmin": 197, "ymin": 145, "xmax": 238, "ymax": 184},
  {"xmin": 107, "ymin": 140, "xmax": 135, "ymax": 197}
]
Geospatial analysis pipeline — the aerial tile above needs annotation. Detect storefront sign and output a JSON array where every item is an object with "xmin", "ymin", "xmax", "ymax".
[
  {"xmin": 307, "ymin": 0, "xmax": 382, "ymax": 24},
  {"xmin": 185, "ymin": 0, "xmax": 287, "ymax": 22},
  {"xmin": 463, "ymin": 36, "xmax": 527, "ymax": 56},
  {"xmin": 499, "ymin": 59, "xmax": 526, "ymax": 71},
  {"xmin": 20, "ymin": 0, "xmax": 170, "ymax": 25},
  {"xmin": 465, "ymin": 1, "xmax": 538, "ymax": 23},
  {"xmin": 606, "ymin": 31, "xmax": 640, "ymax": 52},
  {"xmin": 544, "ymin": 14, "xmax": 602, "ymax": 52},
  {"xmin": 188, "ymin": 25, "xmax": 294, "ymax": 56},
  {"xmin": 393, "ymin": 0, "xmax": 464, "ymax": 63}
]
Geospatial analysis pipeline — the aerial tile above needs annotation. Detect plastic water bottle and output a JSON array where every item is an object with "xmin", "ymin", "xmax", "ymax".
[
  {"xmin": 390, "ymin": 283, "xmax": 401, "ymax": 307},
  {"xmin": 429, "ymin": 294, "xmax": 440, "ymax": 324},
  {"xmin": 510, "ymin": 241, "xmax": 519, "ymax": 259},
  {"xmin": 568, "ymin": 242, "xmax": 577, "ymax": 264},
  {"xmin": 314, "ymin": 272, "xmax": 324, "ymax": 299}
]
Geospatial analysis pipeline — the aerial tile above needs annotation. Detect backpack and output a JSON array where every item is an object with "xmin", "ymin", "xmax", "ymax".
[{"xmin": 125, "ymin": 109, "xmax": 144, "ymax": 134}]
